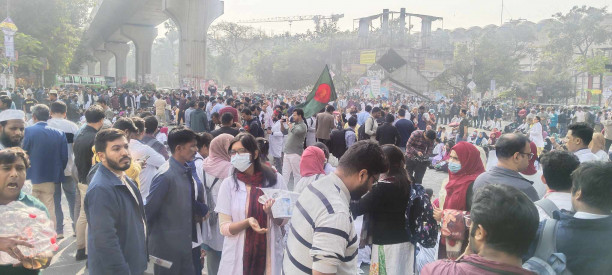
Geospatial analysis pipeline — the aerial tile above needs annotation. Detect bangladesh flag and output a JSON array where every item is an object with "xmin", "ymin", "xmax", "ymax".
[{"xmin": 296, "ymin": 65, "xmax": 337, "ymax": 118}]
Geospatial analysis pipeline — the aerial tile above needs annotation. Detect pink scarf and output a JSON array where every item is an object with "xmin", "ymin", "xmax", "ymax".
[
  {"xmin": 202, "ymin": 134, "xmax": 234, "ymax": 179},
  {"xmin": 300, "ymin": 146, "xmax": 326, "ymax": 177}
]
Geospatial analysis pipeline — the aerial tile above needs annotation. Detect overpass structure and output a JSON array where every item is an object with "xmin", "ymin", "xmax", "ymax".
[{"xmin": 83, "ymin": 0, "xmax": 224, "ymax": 89}]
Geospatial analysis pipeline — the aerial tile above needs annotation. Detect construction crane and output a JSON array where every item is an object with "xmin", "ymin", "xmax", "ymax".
[{"xmin": 238, "ymin": 14, "xmax": 344, "ymax": 32}]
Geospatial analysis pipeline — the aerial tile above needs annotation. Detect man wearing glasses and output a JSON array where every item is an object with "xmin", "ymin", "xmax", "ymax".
[{"xmin": 473, "ymin": 133, "xmax": 539, "ymax": 201}]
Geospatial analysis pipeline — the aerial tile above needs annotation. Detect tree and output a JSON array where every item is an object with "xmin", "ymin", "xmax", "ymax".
[
  {"xmin": 1, "ymin": 33, "xmax": 44, "ymax": 78},
  {"xmin": 548, "ymin": 6, "xmax": 612, "ymax": 59},
  {"xmin": 431, "ymin": 44, "xmax": 473, "ymax": 99},
  {"xmin": 537, "ymin": 6, "xmax": 612, "ymax": 103},
  {"xmin": 249, "ymin": 42, "xmax": 327, "ymax": 91},
  {"xmin": 5, "ymin": 0, "xmax": 94, "ymax": 86},
  {"xmin": 431, "ymin": 22, "xmax": 535, "ymax": 99},
  {"xmin": 207, "ymin": 22, "xmax": 265, "ymax": 85}
]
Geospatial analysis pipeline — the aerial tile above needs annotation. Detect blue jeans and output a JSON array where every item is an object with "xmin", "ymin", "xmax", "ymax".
[{"xmin": 54, "ymin": 175, "xmax": 76, "ymax": 234}]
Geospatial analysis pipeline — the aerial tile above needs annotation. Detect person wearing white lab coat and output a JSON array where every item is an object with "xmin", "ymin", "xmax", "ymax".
[
  {"xmin": 215, "ymin": 133, "xmax": 287, "ymax": 275},
  {"xmin": 305, "ymin": 115, "xmax": 317, "ymax": 147},
  {"xmin": 529, "ymin": 116, "xmax": 545, "ymax": 155},
  {"xmin": 269, "ymin": 118, "xmax": 284, "ymax": 172}
]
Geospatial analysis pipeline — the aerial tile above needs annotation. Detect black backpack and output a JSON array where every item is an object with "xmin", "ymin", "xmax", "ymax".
[
  {"xmin": 330, "ymin": 128, "xmax": 352, "ymax": 159},
  {"xmin": 406, "ymin": 184, "xmax": 438, "ymax": 248}
]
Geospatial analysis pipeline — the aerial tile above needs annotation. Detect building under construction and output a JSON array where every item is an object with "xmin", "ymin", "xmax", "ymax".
[{"xmin": 341, "ymin": 8, "xmax": 449, "ymax": 100}]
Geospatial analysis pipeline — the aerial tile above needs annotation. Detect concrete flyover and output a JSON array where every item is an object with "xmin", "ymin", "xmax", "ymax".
[{"xmin": 83, "ymin": 0, "xmax": 224, "ymax": 88}]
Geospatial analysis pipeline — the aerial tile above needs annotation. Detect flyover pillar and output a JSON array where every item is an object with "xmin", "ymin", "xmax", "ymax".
[
  {"xmin": 93, "ymin": 50, "xmax": 113, "ymax": 77},
  {"xmin": 105, "ymin": 42, "xmax": 130, "ymax": 85},
  {"xmin": 121, "ymin": 25, "xmax": 158, "ymax": 85},
  {"xmin": 87, "ymin": 61, "xmax": 97, "ymax": 75},
  {"xmin": 163, "ymin": 0, "xmax": 223, "ymax": 89}
]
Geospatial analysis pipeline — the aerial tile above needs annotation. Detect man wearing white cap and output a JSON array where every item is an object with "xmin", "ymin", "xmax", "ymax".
[{"xmin": 0, "ymin": 109, "xmax": 26, "ymax": 150}]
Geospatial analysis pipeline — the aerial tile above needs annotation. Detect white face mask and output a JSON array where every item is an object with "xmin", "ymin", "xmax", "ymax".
[{"xmin": 231, "ymin": 153, "xmax": 252, "ymax": 172}]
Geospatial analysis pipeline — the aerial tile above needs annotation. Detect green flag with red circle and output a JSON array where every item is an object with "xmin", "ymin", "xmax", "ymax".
[{"xmin": 296, "ymin": 65, "xmax": 337, "ymax": 118}]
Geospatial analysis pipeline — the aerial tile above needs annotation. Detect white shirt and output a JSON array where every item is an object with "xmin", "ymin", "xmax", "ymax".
[
  {"xmin": 156, "ymin": 132, "xmax": 167, "ymax": 144},
  {"xmin": 47, "ymin": 117, "xmax": 79, "ymax": 177},
  {"xmin": 192, "ymin": 153, "xmax": 204, "ymax": 249},
  {"xmin": 128, "ymin": 139, "xmax": 165, "ymax": 203},
  {"xmin": 305, "ymin": 116, "xmax": 317, "ymax": 147},
  {"xmin": 536, "ymin": 192, "xmax": 573, "ymax": 221},
  {"xmin": 574, "ymin": 111, "xmax": 586, "ymax": 122},
  {"xmin": 594, "ymin": 149, "xmax": 610, "ymax": 162},
  {"xmin": 574, "ymin": 148, "xmax": 600, "ymax": 163},
  {"xmin": 269, "ymin": 120, "xmax": 284, "ymax": 158},
  {"xmin": 529, "ymin": 122, "xmax": 545, "ymax": 148},
  {"xmin": 574, "ymin": 212, "xmax": 610, "ymax": 219}
]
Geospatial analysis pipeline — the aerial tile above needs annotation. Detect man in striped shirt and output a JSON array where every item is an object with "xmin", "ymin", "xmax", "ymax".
[{"xmin": 284, "ymin": 141, "xmax": 389, "ymax": 275}]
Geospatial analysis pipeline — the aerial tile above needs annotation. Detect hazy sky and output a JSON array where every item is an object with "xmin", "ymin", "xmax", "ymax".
[{"xmin": 214, "ymin": 0, "xmax": 609, "ymax": 34}]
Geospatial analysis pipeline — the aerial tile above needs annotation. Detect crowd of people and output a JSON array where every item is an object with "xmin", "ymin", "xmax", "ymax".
[{"xmin": 0, "ymin": 85, "xmax": 611, "ymax": 275}]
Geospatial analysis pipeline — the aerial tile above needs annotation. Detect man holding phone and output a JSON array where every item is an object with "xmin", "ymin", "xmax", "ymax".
[{"xmin": 281, "ymin": 108, "xmax": 307, "ymax": 185}]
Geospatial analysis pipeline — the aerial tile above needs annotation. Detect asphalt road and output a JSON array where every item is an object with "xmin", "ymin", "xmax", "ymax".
[{"xmin": 43, "ymin": 168, "xmax": 450, "ymax": 275}]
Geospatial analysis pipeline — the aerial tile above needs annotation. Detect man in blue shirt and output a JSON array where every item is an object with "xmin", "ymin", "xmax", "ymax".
[
  {"xmin": 22, "ymin": 104, "xmax": 68, "ymax": 231},
  {"xmin": 394, "ymin": 108, "xmax": 416, "ymax": 152},
  {"xmin": 357, "ymin": 105, "xmax": 372, "ymax": 126}
]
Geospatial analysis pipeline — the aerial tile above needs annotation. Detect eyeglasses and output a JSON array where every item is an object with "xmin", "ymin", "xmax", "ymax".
[
  {"xmin": 464, "ymin": 214, "xmax": 473, "ymax": 228},
  {"xmin": 229, "ymin": 148, "xmax": 249, "ymax": 156},
  {"xmin": 519, "ymin": 152, "xmax": 534, "ymax": 159}
]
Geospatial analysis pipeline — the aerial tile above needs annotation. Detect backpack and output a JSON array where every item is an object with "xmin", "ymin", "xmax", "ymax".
[
  {"xmin": 204, "ymin": 177, "xmax": 220, "ymax": 225},
  {"xmin": 406, "ymin": 184, "xmax": 438, "ymax": 248},
  {"xmin": 358, "ymin": 116, "xmax": 374, "ymax": 140},
  {"xmin": 523, "ymin": 219, "xmax": 573, "ymax": 275},
  {"xmin": 330, "ymin": 128, "xmax": 350, "ymax": 159},
  {"xmin": 535, "ymin": 198, "xmax": 559, "ymax": 218}
]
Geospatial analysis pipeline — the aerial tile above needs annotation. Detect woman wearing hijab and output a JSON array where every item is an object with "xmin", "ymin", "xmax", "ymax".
[
  {"xmin": 351, "ymin": 145, "xmax": 415, "ymax": 274},
  {"xmin": 201, "ymin": 133, "xmax": 234, "ymax": 275},
  {"xmin": 520, "ymin": 141, "xmax": 546, "ymax": 198},
  {"xmin": 294, "ymin": 146, "xmax": 326, "ymax": 193},
  {"xmin": 215, "ymin": 133, "xmax": 287, "ymax": 275},
  {"xmin": 433, "ymin": 142, "xmax": 485, "ymax": 260},
  {"xmin": 473, "ymin": 131, "xmax": 488, "ymax": 147}
]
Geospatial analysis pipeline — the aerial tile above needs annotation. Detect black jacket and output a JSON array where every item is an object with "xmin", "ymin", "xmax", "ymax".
[
  {"xmin": 211, "ymin": 126, "xmax": 240, "ymax": 137},
  {"xmin": 376, "ymin": 122, "xmax": 401, "ymax": 146},
  {"xmin": 351, "ymin": 181, "xmax": 411, "ymax": 245},
  {"xmin": 73, "ymin": 125, "xmax": 98, "ymax": 184}
]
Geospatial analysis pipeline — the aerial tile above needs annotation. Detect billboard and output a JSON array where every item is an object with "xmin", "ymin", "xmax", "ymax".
[{"xmin": 360, "ymin": 50, "xmax": 376, "ymax": 65}]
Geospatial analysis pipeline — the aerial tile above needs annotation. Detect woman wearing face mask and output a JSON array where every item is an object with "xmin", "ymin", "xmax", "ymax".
[
  {"xmin": 293, "ymin": 146, "xmax": 327, "ymax": 194},
  {"xmin": 433, "ymin": 142, "xmax": 484, "ymax": 260},
  {"xmin": 215, "ymin": 132, "xmax": 287, "ymax": 275}
]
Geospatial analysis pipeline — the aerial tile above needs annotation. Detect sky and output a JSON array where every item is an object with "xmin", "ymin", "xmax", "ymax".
[{"xmin": 209, "ymin": 0, "xmax": 609, "ymax": 34}]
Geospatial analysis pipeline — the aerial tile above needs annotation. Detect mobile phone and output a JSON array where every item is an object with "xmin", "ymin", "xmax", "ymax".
[{"xmin": 140, "ymin": 155, "xmax": 150, "ymax": 162}]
